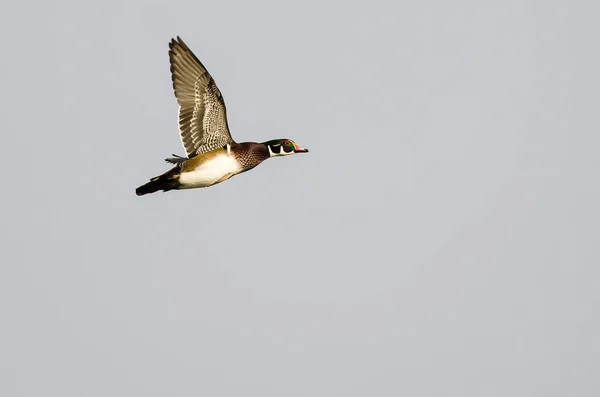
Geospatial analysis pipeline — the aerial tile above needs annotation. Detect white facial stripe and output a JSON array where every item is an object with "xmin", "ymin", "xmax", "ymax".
[{"xmin": 268, "ymin": 145, "xmax": 294, "ymax": 157}]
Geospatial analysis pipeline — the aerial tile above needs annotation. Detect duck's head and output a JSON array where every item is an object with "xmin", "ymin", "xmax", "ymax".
[{"xmin": 263, "ymin": 139, "xmax": 309, "ymax": 157}]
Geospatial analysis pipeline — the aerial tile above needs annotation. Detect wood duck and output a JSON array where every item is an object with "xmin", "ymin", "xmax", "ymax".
[{"xmin": 136, "ymin": 37, "xmax": 308, "ymax": 196}]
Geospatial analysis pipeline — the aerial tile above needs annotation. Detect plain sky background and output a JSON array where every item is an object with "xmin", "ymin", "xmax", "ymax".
[{"xmin": 1, "ymin": 0, "xmax": 598, "ymax": 396}]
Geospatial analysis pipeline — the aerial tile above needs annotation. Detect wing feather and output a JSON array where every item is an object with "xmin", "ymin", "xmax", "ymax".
[{"xmin": 168, "ymin": 37, "xmax": 234, "ymax": 157}]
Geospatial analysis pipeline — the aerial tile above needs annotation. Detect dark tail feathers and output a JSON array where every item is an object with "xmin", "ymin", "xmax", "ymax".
[{"xmin": 135, "ymin": 167, "xmax": 180, "ymax": 196}]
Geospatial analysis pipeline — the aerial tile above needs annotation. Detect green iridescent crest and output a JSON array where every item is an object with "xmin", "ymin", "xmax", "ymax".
[{"xmin": 282, "ymin": 139, "xmax": 296, "ymax": 150}]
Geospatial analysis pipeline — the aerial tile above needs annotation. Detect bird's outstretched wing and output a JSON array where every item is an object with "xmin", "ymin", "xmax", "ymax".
[{"xmin": 169, "ymin": 37, "xmax": 235, "ymax": 157}]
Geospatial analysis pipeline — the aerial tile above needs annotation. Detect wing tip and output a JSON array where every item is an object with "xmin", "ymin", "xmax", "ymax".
[{"xmin": 169, "ymin": 36, "xmax": 188, "ymax": 52}]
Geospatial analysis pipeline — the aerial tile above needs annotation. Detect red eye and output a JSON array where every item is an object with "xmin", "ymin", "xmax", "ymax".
[{"xmin": 284, "ymin": 140, "xmax": 290, "ymax": 145}]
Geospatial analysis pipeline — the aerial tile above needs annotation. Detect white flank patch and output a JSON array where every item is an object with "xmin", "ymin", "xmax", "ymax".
[{"xmin": 179, "ymin": 154, "xmax": 243, "ymax": 188}]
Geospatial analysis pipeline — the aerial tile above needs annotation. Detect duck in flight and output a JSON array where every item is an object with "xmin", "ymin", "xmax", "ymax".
[{"xmin": 136, "ymin": 36, "xmax": 308, "ymax": 196}]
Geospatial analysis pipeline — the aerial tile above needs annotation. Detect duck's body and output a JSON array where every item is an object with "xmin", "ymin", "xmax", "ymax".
[
  {"xmin": 136, "ymin": 142, "xmax": 276, "ymax": 195},
  {"xmin": 136, "ymin": 37, "xmax": 308, "ymax": 196},
  {"xmin": 178, "ymin": 145, "xmax": 246, "ymax": 189}
]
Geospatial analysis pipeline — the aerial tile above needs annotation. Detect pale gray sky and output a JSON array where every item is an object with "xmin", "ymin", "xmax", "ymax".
[{"xmin": 1, "ymin": 1, "xmax": 599, "ymax": 396}]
